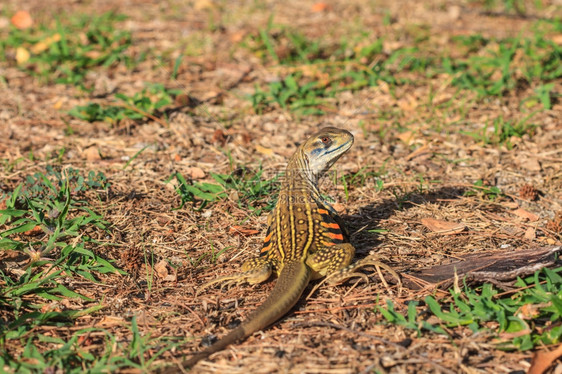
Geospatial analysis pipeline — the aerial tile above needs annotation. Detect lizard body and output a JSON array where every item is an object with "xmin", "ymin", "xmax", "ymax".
[{"xmin": 163, "ymin": 127, "xmax": 398, "ymax": 372}]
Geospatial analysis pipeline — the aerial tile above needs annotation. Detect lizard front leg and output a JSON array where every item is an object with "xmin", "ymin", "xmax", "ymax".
[{"xmin": 197, "ymin": 257, "xmax": 274, "ymax": 295}]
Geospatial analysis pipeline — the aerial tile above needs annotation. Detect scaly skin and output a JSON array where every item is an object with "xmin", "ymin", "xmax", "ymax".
[{"xmin": 162, "ymin": 127, "xmax": 399, "ymax": 373}]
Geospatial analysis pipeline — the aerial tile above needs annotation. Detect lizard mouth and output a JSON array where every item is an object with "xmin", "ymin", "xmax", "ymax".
[{"xmin": 324, "ymin": 138, "xmax": 353, "ymax": 156}]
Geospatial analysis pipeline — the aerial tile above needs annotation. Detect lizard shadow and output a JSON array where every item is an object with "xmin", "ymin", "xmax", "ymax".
[{"xmin": 342, "ymin": 185, "xmax": 467, "ymax": 258}]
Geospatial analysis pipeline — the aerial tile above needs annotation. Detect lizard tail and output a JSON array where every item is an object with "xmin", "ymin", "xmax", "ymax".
[{"xmin": 164, "ymin": 261, "xmax": 311, "ymax": 373}]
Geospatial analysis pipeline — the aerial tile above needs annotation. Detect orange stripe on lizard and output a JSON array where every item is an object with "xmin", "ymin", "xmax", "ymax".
[
  {"xmin": 326, "ymin": 232, "xmax": 344, "ymax": 240},
  {"xmin": 317, "ymin": 208, "xmax": 329, "ymax": 215},
  {"xmin": 321, "ymin": 222, "xmax": 340, "ymax": 230},
  {"xmin": 260, "ymin": 243, "xmax": 273, "ymax": 253},
  {"xmin": 263, "ymin": 231, "xmax": 273, "ymax": 243}
]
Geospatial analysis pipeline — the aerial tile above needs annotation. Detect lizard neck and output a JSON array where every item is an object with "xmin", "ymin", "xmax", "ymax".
[{"xmin": 282, "ymin": 148, "xmax": 321, "ymax": 199}]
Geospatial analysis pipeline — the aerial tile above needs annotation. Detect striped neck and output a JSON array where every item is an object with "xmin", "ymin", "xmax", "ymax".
[{"xmin": 281, "ymin": 151, "xmax": 323, "ymax": 206}]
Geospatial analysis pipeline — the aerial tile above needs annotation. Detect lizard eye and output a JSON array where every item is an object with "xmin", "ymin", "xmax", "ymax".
[{"xmin": 320, "ymin": 136, "xmax": 332, "ymax": 146}]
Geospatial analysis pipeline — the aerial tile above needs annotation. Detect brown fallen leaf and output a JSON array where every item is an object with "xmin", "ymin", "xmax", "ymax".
[
  {"xmin": 513, "ymin": 208, "xmax": 539, "ymax": 222},
  {"xmin": 40, "ymin": 303, "xmax": 62, "ymax": 313},
  {"xmin": 524, "ymin": 227, "xmax": 536, "ymax": 240},
  {"xmin": 521, "ymin": 157, "xmax": 541, "ymax": 172},
  {"xmin": 31, "ymin": 34, "xmax": 61, "ymax": 54},
  {"xmin": 332, "ymin": 202, "xmax": 346, "ymax": 214},
  {"xmin": 551, "ymin": 34, "xmax": 562, "ymax": 45},
  {"xmin": 311, "ymin": 2, "xmax": 331, "ymax": 12},
  {"xmin": 503, "ymin": 202, "xmax": 520, "ymax": 209},
  {"xmin": 186, "ymin": 166, "xmax": 205, "ymax": 179},
  {"xmin": 194, "ymin": 0, "xmax": 215, "ymax": 10},
  {"xmin": 241, "ymin": 132, "xmax": 252, "ymax": 144},
  {"xmin": 96, "ymin": 315, "xmax": 126, "ymax": 327},
  {"xmin": 15, "ymin": 47, "xmax": 30, "ymax": 64},
  {"xmin": 528, "ymin": 344, "xmax": 562, "ymax": 374},
  {"xmin": 11, "ymin": 10, "xmax": 33, "ymax": 29},
  {"xmin": 405, "ymin": 143, "xmax": 430, "ymax": 161},
  {"xmin": 229, "ymin": 30, "xmax": 246, "ymax": 43},
  {"xmin": 397, "ymin": 131, "xmax": 415, "ymax": 145},
  {"xmin": 498, "ymin": 328, "xmax": 532, "ymax": 340},
  {"xmin": 212, "ymin": 129, "xmax": 227, "ymax": 146},
  {"xmin": 22, "ymin": 225, "xmax": 42, "ymax": 236},
  {"xmin": 229, "ymin": 226, "xmax": 260, "ymax": 236},
  {"xmin": 83, "ymin": 146, "xmax": 101, "ymax": 161},
  {"xmin": 256, "ymin": 144, "xmax": 274, "ymax": 156},
  {"xmin": 516, "ymin": 302, "xmax": 548, "ymax": 320},
  {"xmin": 421, "ymin": 218, "xmax": 465, "ymax": 234},
  {"xmin": 174, "ymin": 93, "xmax": 192, "ymax": 106},
  {"xmin": 154, "ymin": 259, "xmax": 169, "ymax": 279}
]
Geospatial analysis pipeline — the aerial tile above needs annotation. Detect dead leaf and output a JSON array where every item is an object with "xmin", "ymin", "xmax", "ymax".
[
  {"xmin": 229, "ymin": 226, "xmax": 260, "ymax": 236},
  {"xmin": 85, "ymin": 50, "xmax": 102, "ymax": 59},
  {"xmin": 406, "ymin": 144, "xmax": 430, "ymax": 161},
  {"xmin": 212, "ymin": 129, "xmax": 227, "ymax": 146},
  {"xmin": 83, "ymin": 146, "xmax": 101, "ymax": 161},
  {"xmin": 186, "ymin": 166, "xmax": 205, "ymax": 179},
  {"xmin": 551, "ymin": 34, "xmax": 562, "ymax": 45},
  {"xmin": 311, "ymin": 2, "xmax": 331, "ymax": 12},
  {"xmin": 513, "ymin": 208, "xmax": 539, "ymax": 222},
  {"xmin": 15, "ymin": 47, "xmax": 30, "ymax": 64},
  {"xmin": 397, "ymin": 131, "xmax": 415, "ymax": 145},
  {"xmin": 524, "ymin": 227, "xmax": 536, "ymax": 240},
  {"xmin": 96, "ymin": 315, "xmax": 125, "ymax": 327},
  {"xmin": 528, "ymin": 344, "xmax": 562, "ymax": 374},
  {"xmin": 332, "ymin": 202, "xmax": 346, "ymax": 214},
  {"xmin": 175, "ymin": 93, "xmax": 192, "ymax": 106},
  {"xmin": 77, "ymin": 334, "xmax": 93, "ymax": 346},
  {"xmin": 521, "ymin": 157, "xmax": 541, "ymax": 172},
  {"xmin": 31, "ymin": 33, "xmax": 61, "ymax": 54},
  {"xmin": 193, "ymin": 0, "xmax": 215, "ymax": 10},
  {"xmin": 22, "ymin": 225, "xmax": 42, "ymax": 236},
  {"xmin": 53, "ymin": 100, "xmax": 64, "ymax": 110},
  {"xmin": 11, "ymin": 10, "xmax": 33, "ymax": 29},
  {"xmin": 516, "ymin": 303, "xmax": 547, "ymax": 320},
  {"xmin": 40, "ymin": 303, "xmax": 61, "ymax": 313},
  {"xmin": 230, "ymin": 30, "xmax": 246, "ymax": 43},
  {"xmin": 421, "ymin": 218, "xmax": 465, "ymax": 234},
  {"xmin": 503, "ymin": 202, "xmax": 519, "ymax": 209},
  {"xmin": 256, "ymin": 144, "xmax": 274, "ymax": 156},
  {"xmin": 136, "ymin": 310, "xmax": 160, "ymax": 326},
  {"xmin": 154, "ymin": 260, "xmax": 169, "ymax": 279},
  {"xmin": 498, "ymin": 328, "xmax": 531, "ymax": 340},
  {"xmin": 241, "ymin": 132, "xmax": 252, "ymax": 144}
]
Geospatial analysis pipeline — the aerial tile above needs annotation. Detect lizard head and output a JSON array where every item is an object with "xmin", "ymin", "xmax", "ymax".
[{"xmin": 297, "ymin": 127, "xmax": 354, "ymax": 181}]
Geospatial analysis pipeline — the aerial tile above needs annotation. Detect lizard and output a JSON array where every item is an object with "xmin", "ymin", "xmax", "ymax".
[{"xmin": 162, "ymin": 127, "xmax": 400, "ymax": 372}]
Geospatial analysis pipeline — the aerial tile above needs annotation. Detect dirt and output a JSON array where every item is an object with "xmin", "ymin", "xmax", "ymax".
[{"xmin": 1, "ymin": 0, "xmax": 561, "ymax": 373}]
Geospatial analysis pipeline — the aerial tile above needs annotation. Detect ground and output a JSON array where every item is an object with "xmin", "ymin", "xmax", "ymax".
[{"xmin": 0, "ymin": 0, "xmax": 561, "ymax": 373}]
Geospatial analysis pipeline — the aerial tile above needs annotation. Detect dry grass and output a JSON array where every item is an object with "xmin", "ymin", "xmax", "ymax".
[{"xmin": 1, "ymin": 0, "xmax": 561, "ymax": 373}]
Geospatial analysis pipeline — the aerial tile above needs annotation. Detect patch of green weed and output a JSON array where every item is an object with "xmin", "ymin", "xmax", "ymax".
[
  {"xmin": 461, "ymin": 115, "xmax": 537, "ymax": 149},
  {"xmin": 463, "ymin": 179, "xmax": 504, "ymax": 200},
  {"xmin": 0, "ymin": 317, "xmax": 179, "ymax": 372},
  {"xmin": 378, "ymin": 267, "xmax": 562, "ymax": 350},
  {"xmin": 0, "ymin": 166, "xmax": 120, "ymax": 350},
  {"xmin": 0, "ymin": 12, "xmax": 134, "ymax": 85},
  {"xmin": 169, "ymin": 167, "xmax": 281, "ymax": 214},
  {"xmin": 69, "ymin": 83, "xmax": 181, "ymax": 124}
]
